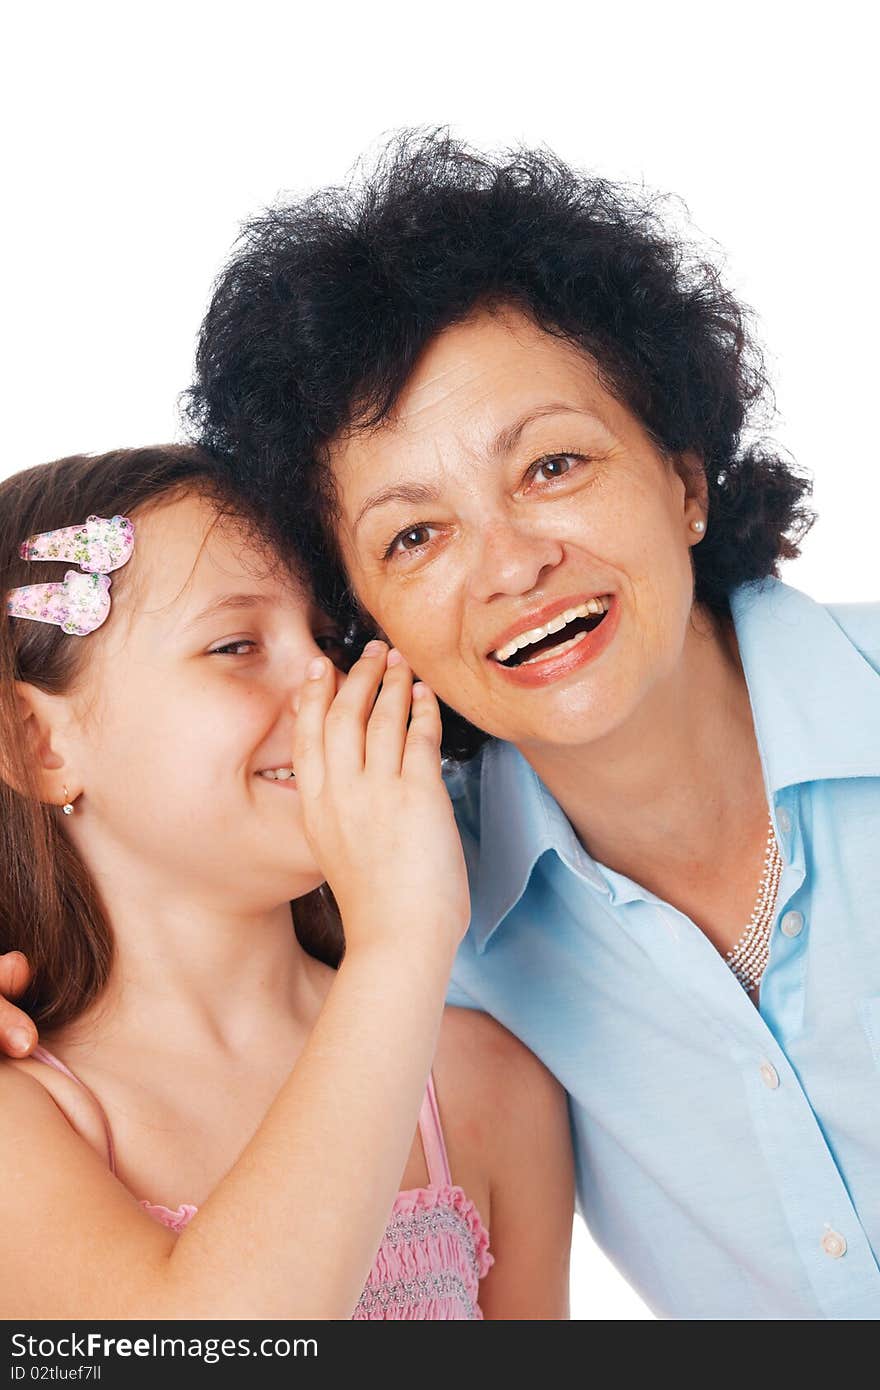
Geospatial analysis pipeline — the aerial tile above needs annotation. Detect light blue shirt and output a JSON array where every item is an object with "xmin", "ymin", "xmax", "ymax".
[{"xmin": 444, "ymin": 579, "xmax": 880, "ymax": 1319}]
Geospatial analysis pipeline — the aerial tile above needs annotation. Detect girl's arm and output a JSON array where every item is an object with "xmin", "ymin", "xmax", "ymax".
[{"xmin": 0, "ymin": 645, "xmax": 471, "ymax": 1320}]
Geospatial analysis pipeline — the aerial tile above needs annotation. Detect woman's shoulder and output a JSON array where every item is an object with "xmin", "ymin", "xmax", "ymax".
[{"xmin": 825, "ymin": 598, "xmax": 880, "ymax": 674}]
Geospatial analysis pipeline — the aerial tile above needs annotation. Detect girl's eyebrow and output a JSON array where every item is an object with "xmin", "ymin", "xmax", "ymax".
[{"xmin": 178, "ymin": 593, "xmax": 273, "ymax": 633}]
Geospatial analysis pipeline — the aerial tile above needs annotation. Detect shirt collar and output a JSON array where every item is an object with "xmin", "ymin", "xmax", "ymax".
[
  {"xmin": 466, "ymin": 737, "xmax": 608, "ymax": 951},
  {"xmin": 468, "ymin": 577, "xmax": 880, "ymax": 952},
  {"xmin": 730, "ymin": 577, "xmax": 880, "ymax": 792}
]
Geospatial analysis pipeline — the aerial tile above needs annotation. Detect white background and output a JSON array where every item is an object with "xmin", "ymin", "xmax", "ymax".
[{"xmin": 3, "ymin": 1, "xmax": 876, "ymax": 1319}]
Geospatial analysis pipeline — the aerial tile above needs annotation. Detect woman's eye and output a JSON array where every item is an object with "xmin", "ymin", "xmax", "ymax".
[
  {"xmin": 210, "ymin": 640, "xmax": 259, "ymax": 657},
  {"xmin": 530, "ymin": 454, "xmax": 580, "ymax": 484},
  {"xmin": 384, "ymin": 525, "xmax": 434, "ymax": 559}
]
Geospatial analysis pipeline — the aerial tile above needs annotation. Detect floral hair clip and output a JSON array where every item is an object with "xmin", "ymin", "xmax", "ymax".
[{"xmin": 6, "ymin": 514, "xmax": 135, "ymax": 636}]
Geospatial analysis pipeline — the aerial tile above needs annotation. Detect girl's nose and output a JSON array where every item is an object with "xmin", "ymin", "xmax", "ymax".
[{"xmin": 469, "ymin": 519, "xmax": 564, "ymax": 602}]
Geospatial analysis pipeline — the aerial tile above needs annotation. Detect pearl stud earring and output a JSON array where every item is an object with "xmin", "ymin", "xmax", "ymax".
[
  {"xmin": 61, "ymin": 785, "xmax": 75, "ymax": 815},
  {"xmin": 690, "ymin": 519, "xmax": 706, "ymax": 534}
]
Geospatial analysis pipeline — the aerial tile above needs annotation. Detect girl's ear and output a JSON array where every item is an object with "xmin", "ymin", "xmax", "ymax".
[{"xmin": 1, "ymin": 681, "xmax": 75, "ymax": 803}]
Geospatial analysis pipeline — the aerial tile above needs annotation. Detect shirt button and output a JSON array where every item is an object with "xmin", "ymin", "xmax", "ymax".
[
  {"xmin": 776, "ymin": 807, "xmax": 791, "ymax": 834},
  {"xmin": 760, "ymin": 1061, "xmax": 780, "ymax": 1090},
  {"xmin": 780, "ymin": 910, "xmax": 804, "ymax": 938},
  {"xmin": 821, "ymin": 1229, "xmax": 847, "ymax": 1258}
]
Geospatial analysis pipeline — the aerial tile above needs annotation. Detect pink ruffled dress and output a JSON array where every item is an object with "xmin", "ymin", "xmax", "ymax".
[{"xmin": 30, "ymin": 1045, "xmax": 494, "ymax": 1319}]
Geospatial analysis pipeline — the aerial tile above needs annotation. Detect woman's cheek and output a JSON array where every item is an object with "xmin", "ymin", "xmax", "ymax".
[
  {"xmin": 382, "ymin": 605, "xmax": 437, "ymax": 673},
  {"xmin": 369, "ymin": 567, "xmax": 442, "ymax": 647}
]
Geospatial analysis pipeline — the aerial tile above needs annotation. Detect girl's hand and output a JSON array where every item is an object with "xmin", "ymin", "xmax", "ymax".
[{"xmin": 292, "ymin": 642, "xmax": 470, "ymax": 961}]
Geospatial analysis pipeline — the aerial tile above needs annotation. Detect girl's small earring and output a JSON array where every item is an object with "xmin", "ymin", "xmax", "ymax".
[
  {"xmin": 61, "ymin": 785, "xmax": 75, "ymax": 816},
  {"xmin": 690, "ymin": 519, "xmax": 706, "ymax": 534}
]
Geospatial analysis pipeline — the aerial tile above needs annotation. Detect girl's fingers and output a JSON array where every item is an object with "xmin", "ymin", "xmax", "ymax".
[
  {"xmin": 322, "ymin": 640, "xmax": 389, "ymax": 772},
  {"xmin": 364, "ymin": 650, "xmax": 414, "ymax": 775},
  {"xmin": 291, "ymin": 656, "xmax": 335, "ymax": 797},
  {"xmin": 400, "ymin": 682, "xmax": 444, "ymax": 781}
]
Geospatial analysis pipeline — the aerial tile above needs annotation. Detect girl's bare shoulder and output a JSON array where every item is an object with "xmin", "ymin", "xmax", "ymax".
[
  {"xmin": 437, "ymin": 1004, "xmax": 559, "ymax": 1088},
  {"xmin": 432, "ymin": 1005, "xmax": 567, "ymax": 1156},
  {"xmin": 0, "ymin": 1052, "xmax": 111, "ymax": 1164}
]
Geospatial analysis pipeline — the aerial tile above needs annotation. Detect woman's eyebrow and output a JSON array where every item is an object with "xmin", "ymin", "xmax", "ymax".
[
  {"xmin": 488, "ymin": 402, "xmax": 587, "ymax": 458},
  {"xmin": 352, "ymin": 403, "xmax": 595, "ymax": 532},
  {"xmin": 353, "ymin": 483, "xmax": 441, "ymax": 533}
]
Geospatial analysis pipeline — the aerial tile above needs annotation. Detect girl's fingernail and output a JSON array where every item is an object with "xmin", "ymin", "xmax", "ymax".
[
  {"xmin": 412, "ymin": 682, "xmax": 429, "ymax": 699},
  {"xmin": 292, "ymin": 695, "xmax": 301, "ymax": 713},
  {"xmin": 363, "ymin": 639, "xmax": 386, "ymax": 656},
  {"xmin": 386, "ymin": 648, "xmax": 404, "ymax": 667},
  {"xmin": 307, "ymin": 657, "xmax": 327, "ymax": 680}
]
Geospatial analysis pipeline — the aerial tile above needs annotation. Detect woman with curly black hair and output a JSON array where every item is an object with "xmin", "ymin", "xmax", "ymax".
[{"xmin": 5, "ymin": 132, "xmax": 880, "ymax": 1319}]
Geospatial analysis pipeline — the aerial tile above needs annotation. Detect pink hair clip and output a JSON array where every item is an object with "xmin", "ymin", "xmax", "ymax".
[
  {"xmin": 6, "ymin": 514, "xmax": 135, "ymax": 637},
  {"xmin": 18, "ymin": 514, "xmax": 134, "ymax": 573}
]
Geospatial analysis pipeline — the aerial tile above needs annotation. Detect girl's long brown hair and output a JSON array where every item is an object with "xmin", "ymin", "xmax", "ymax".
[{"xmin": 0, "ymin": 445, "xmax": 343, "ymax": 1033}]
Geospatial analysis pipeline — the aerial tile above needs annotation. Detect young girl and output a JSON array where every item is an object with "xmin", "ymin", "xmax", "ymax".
[{"xmin": 0, "ymin": 444, "xmax": 573, "ymax": 1320}]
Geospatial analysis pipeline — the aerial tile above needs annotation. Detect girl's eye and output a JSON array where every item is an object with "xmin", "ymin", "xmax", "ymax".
[
  {"xmin": 210, "ymin": 640, "xmax": 259, "ymax": 657},
  {"xmin": 383, "ymin": 525, "xmax": 434, "ymax": 560}
]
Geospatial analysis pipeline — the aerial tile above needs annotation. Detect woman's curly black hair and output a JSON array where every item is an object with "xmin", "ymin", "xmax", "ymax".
[{"xmin": 187, "ymin": 129, "xmax": 815, "ymax": 760}]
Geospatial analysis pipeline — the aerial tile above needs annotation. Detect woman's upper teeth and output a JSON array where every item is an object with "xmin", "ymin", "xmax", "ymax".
[
  {"xmin": 492, "ymin": 596, "xmax": 610, "ymax": 663},
  {"xmin": 258, "ymin": 767, "xmax": 296, "ymax": 780}
]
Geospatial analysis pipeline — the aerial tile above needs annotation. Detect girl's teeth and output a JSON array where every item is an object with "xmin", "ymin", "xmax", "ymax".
[
  {"xmin": 492, "ymin": 595, "xmax": 610, "ymax": 663},
  {"xmin": 259, "ymin": 768, "xmax": 296, "ymax": 780}
]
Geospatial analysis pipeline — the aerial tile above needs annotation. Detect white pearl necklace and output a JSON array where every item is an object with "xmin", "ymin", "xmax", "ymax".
[{"xmin": 725, "ymin": 812, "xmax": 783, "ymax": 994}]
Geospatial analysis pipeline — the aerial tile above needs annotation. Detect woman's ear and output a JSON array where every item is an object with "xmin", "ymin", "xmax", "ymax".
[
  {"xmin": 1, "ymin": 681, "xmax": 74, "ymax": 803},
  {"xmin": 678, "ymin": 447, "xmax": 706, "ymax": 503},
  {"xmin": 675, "ymin": 450, "xmax": 709, "ymax": 514}
]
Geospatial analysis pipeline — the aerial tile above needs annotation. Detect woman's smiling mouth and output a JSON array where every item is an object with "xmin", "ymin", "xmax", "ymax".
[{"xmin": 487, "ymin": 593, "xmax": 619, "ymax": 687}]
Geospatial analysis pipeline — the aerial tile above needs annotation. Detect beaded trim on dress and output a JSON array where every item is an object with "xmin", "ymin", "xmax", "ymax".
[{"xmin": 353, "ymin": 1184, "xmax": 494, "ymax": 1320}]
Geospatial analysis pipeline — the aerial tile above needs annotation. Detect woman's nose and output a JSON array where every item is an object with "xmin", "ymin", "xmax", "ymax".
[{"xmin": 469, "ymin": 518, "xmax": 564, "ymax": 602}]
